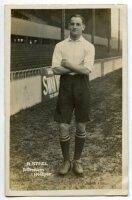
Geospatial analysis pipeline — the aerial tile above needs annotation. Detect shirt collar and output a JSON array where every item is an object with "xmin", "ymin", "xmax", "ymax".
[{"xmin": 67, "ymin": 35, "xmax": 84, "ymax": 42}]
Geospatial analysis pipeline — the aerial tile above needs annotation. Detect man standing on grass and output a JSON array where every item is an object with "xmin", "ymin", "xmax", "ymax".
[{"xmin": 52, "ymin": 14, "xmax": 95, "ymax": 175}]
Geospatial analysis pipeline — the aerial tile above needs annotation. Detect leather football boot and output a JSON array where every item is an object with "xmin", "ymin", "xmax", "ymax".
[
  {"xmin": 58, "ymin": 160, "xmax": 71, "ymax": 175},
  {"xmin": 73, "ymin": 159, "xmax": 83, "ymax": 175}
]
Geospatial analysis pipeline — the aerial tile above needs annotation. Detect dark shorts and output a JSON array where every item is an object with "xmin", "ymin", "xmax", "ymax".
[{"xmin": 54, "ymin": 74, "xmax": 90, "ymax": 124}]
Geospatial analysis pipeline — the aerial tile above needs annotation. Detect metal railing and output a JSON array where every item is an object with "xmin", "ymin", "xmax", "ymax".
[
  {"xmin": 10, "ymin": 66, "xmax": 51, "ymax": 80},
  {"xmin": 10, "ymin": 56, "xmax": 122, "ymax": 81}
]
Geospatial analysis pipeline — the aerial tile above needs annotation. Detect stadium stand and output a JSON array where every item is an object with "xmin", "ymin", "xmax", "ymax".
[
  {"xmin": 11, "ymin": 9, "xmax": 122, "ymax": 71},
  {"xmin": 11, "ymin": 43, "xmax": 54, "ymax": 70},
  {"xmin": 11, "ymin": 42, "xmax": 121, "ymax": 71}
]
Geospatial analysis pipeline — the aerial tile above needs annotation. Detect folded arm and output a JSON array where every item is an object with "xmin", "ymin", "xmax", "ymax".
[
  {"xmin": 61, "ymin": 60, "xmax": 91, "ymax": 75},
  {"xmin": 52, "ymin": 42, "xmax": 95, "ymax": 75},
  {"xmin": 61, "ymin": 44, "xmax": 95, "ymax": 75},
  {"xmin": 52, "ymin": 66, "xmax": 73, "ymax": 75}
]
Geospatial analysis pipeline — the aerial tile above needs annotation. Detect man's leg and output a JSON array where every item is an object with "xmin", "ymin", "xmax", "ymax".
[
  {"xmin": 58, "ymin": 123, "xmax": 71, "ymax": 175},
  {"xmin": 73, "ymin": 122, "xmax": 86, "ymax": 175}
]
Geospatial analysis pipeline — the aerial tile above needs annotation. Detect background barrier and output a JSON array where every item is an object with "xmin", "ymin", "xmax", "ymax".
[{"xmin": 10, "ymin": 56, "xmax": 122, "ymax": 116}]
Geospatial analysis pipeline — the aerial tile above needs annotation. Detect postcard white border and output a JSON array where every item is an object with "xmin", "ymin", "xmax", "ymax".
[{"xmin": 1, "ymin": 1, "xmax": 130, "ymax": 199}]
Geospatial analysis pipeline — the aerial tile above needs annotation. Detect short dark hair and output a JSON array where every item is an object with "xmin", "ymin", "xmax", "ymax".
[{"xmin": 70, "ymin": 14, "xmax": 85, "ymax": 25}]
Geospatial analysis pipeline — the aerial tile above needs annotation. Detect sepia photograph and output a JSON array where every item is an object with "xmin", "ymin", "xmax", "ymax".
[{"xmin": 5, "ymin": 4, "xmax": 128, "ymax": 196}]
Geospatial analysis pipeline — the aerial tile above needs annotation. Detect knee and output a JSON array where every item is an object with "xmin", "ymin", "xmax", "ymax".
[
  {"xmin": 76, "ymin": 123, "xmax": 86, "ymax": 138},
  {"xmin": 76, "ymin": 123, "xmax": 86, "ymax": 133},
  {"xmin": 59, "ymin": 123, "xmax": 70, "ymax": 138}
]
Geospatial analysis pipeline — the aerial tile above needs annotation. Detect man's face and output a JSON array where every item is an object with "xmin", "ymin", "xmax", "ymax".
[{"xmin": 69, "ymin": 17, "xmax": 85, "ymax": 38}]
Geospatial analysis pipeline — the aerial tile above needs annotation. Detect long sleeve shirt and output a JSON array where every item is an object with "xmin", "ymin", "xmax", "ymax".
[{"xmin": 52, "ymin": 35, "xmax": 95, "ymax": 75}]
